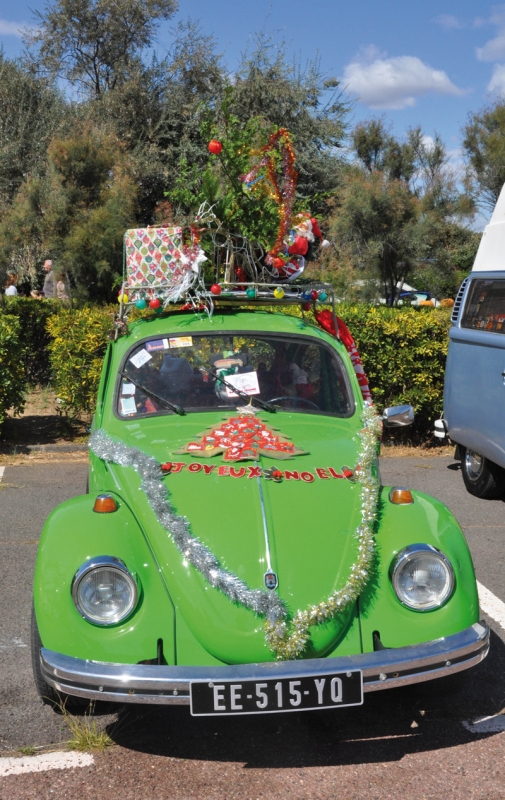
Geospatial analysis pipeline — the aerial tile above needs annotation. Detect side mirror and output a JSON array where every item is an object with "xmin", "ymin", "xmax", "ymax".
[{"xmin": 382, "ymin": 405, "xmax": 415, "ymax": 427}]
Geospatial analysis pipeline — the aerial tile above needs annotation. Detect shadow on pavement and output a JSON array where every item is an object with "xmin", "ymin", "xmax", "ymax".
[{"xmin": 106, "ymin": 627, "xmax": 505, "ymax": 769}]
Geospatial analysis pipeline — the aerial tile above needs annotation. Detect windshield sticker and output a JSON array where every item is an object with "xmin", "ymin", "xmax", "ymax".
[
  {"xmin": 224, "ymin": 371, "xmax": 260, "ymax": 398},
  {"xmin": 129, "ymin": 349, "xmax": 152, "ymax": 369},
  {"xmin": 174, "ymin": 416, "xmax": 308, "ymax": 462},
  {"xmin": 146, "ymin": 339, "xmax": 169, "ymax": 352},
  {"xmin": 119, "ymin": 396, "xmax": 137, "ymax": 415},
  {"xmin": 169, "ymin": 336, "xmax": 193, "ymax": 348},
  {"xmin": 121, "ymin": 383, "xmax": 136, "ymax": 396}
]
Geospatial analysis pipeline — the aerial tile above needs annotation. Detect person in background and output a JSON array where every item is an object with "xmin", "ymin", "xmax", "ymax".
[
  {"xmin": 42, "ymin": 260, "xmax": 55, "ymax": 298},
  {"xmin": 55, "ymin": 272, "xmax": 70, "ymax": 303},
  {"xmin": 4, "ymin": 271, "xmax": 18, "ymax": 296}
]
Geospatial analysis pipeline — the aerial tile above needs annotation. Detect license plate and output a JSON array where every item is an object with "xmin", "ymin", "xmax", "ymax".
[{"xmin": 190, "ymin": 671, "xmax": 363, "ymax": 716}]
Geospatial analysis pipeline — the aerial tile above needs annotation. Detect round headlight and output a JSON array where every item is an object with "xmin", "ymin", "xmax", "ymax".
[
  {"xmin": 391, "ymin": 544, "xmax": 454, "ymax": 611},
  {"xmin": 72, "ymin": 556, "xmax": 138, "ymax": 625}
]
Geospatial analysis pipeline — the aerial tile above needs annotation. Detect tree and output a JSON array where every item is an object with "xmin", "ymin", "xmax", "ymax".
[
  {"xmin": 463, "ymin": 101, "xmax": 505, "ymax": 210},
  {"xmin": 24, "ymin": 0, "xmax": 178, "ymax": 97},
  {"xmin": 327, "ymin": 120, "xmax": 474, "ymax": 303},
  {"xmin": 0, "ymin": 124, "xmax": 137, "ymax": 301},
  {"xmin": 0, "ymin": 53, "xmax": 63, "ymax": 211}
]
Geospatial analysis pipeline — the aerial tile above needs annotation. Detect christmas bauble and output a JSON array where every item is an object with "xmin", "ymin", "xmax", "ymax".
[
  {"xmin": 149, "ymin": 298, "xmax": 161, "ymax": 310},
  {"xmin": 311, "ymin": 290, "xmax": 319, "ymax": 301},
  {"xmin": 246, "ymin": 287, "xmax": 256, "ymax": 299},
  {"xmin": 318, "ymin": 291, "xmax": 327, "ymax": 301},
  {"xmin": 135, "ymin": 297, "xmax": 147, "ymax": 309},
  {"xmin": 274, "ymin": 287, "xmax": 285, "ymax": 299},
  {"xmin": 302, "ymin": 302, "xmax": 311, "ymax": 311},
  {"xmin": 210, "ymin": 284, "xmax": 221, "ymax": 295},
  {"xmin": 208, "ymin": 140, "xmax": 223, "ymax": 155}
]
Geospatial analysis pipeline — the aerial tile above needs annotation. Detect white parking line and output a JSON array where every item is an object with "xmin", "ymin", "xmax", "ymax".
[
  {"xmin": 0, "ymin": 466, "xmax": 5, "ymax": 483},
  {"xmin": 463, "ymin": 714, "xmax": 505, "ymax": 734},
  {"xmin": 477, "ymin": 581, "xmax": 505, "ymax": 630},
  {"xmin": 0, "ymin": 751, "xmax": 94, "ymax": 776}
]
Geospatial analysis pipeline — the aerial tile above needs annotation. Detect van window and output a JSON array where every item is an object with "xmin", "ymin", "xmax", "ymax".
[{"xmin": 461, "ymin": 279, "xmax": 505, "ymax": 333}]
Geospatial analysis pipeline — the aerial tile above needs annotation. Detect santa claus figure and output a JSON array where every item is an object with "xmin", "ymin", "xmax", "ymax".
[{"xmin": 272, "ymin": 215, "xmax": 330, "ymax": 281}]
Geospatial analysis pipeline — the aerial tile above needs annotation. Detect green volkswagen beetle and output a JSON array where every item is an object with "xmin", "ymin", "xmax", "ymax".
[{"xmin": 32, "ymin": 300, "xmax": 489, "ymax": 716}]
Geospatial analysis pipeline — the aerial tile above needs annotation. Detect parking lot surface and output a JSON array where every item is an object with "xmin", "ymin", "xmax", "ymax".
[{"xmin": 1, "ymin": 452, "xmax": 505, "ymax": 799}]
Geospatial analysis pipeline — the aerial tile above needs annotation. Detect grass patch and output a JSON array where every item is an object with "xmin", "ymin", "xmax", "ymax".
[{"xmin": 60, "ymin": 701, "xmax": 114, "ymax": 753}]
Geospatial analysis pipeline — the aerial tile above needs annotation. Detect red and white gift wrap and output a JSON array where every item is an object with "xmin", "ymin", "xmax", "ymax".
[{"xmin": 314, "ymin": 310, "xmax": 372, "ymax": 403}]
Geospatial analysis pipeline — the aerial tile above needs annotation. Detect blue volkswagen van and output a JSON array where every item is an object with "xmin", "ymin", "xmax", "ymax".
[{"xmin": 443, "ymin": 186, "xmax": 505, "ymax": 498}]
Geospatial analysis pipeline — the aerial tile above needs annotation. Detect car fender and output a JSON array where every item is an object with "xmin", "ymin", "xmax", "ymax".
[
  {"xmin": 33, "ymin": 493, "xmax": 176, "ymax": 664},
  {"xmin": 359, "ymin": 487, "xmax": 479, "ymax": 652}
]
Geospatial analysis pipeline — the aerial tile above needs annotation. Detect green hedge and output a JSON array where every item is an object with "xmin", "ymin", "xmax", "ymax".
[
  {"xmin": 0, "ymin": 302, "xmax": 452, "ymax": 437},
  {"xmin": 0, "ymin": 314, "xmax": 26, "ymax": 428},
  {"xmin": 2, "ymin": 297, "xmax": 58, "ymax": 384},
  {"xmin": 46, "ymin": 307, "xmax": 114, "ymax": 417},
  {"xmin": 337, "ymin": 304, "xmax": 451, "ymax": 437}
]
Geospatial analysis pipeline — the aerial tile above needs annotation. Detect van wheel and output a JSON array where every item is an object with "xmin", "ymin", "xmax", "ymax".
[
  {"xmin": 461, "ymin": 448, "xmax": 505, "ymax": 499},
  {"xmin": 31, "ymin": 607, "xmax": 90, "ymax": 712}
]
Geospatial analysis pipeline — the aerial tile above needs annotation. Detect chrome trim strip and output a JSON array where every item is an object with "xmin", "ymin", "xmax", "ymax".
[{"xmin": 40, "ymin": 622, "xmax": 489, "ymax": 705}]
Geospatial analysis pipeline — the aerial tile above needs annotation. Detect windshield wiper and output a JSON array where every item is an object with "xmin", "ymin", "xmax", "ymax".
[
  {"xmin": 202, "ymin": 367, "xmax": 276, "ymax": 413},
  {"xmin": 120, "ymin": 371, "xmax": 186, "ymax": 416}
]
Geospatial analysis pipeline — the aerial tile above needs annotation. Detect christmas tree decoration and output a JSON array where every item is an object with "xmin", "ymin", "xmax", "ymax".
[
  {"xmin": 318, "ymin": 291, "xmax": 327, "ymax": 302},
  {"xmin": 273, "ymin": 287, "xmax": 284, "ymax": 299},
  {"xmin": 208, "ymin": 139, "xmax": 223, "ymax": 155},
  {"xmin": 135, "ymin": 296, "xmax": 147, "ymax": 309},
  {"xmin": 174, "ymin": 416, "xmax": 309, "ymax": 462},
  {"xmin": 118, "ymin": 292, "xmax": 128, "ymax": 304},
  {"xmin": 246, "ymin": 287, "xmax": 257, "ymax": 299},
  {"xmin": 149, "ymin": 297, "xmax": 161, "ymax": 310},
  {"xmin": 210, "ymin": 284, "xmax": 222, "ymax": 295},
  {"xmin": 89, "ymin": 405, "xmax": 381, "ymax": 660}
]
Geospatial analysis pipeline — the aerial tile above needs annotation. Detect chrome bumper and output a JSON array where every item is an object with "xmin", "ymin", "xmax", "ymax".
[{"xmin": 41, "ymin": 621, "xmax": 489, "ymax": 706}]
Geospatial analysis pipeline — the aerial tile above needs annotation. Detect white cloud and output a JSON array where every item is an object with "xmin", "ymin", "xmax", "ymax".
[
  {"xmin": 434, "ymin": 14, "xmax": 464, "ymax": 30},
  {"xmin": 342, "ymin": 48, "xmax": 464, "ymax": 110},
  {"xmin": 476, "ymin": 6, "xmax": 505, "ymax": 60},
  {"xmin": 488, "ymin": 63, "xmax": 505, "ymax": 95},
  {"xmin": 0, "ymin": 18, "xmax": 32, "ymax": 38}
]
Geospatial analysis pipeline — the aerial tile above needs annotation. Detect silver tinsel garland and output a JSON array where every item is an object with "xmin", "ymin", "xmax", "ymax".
[{"xmin": 89, "ymin": 404, "xmax": 381, "ymax": 660}]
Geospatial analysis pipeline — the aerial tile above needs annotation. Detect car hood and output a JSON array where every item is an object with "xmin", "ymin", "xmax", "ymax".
[{"xmin": 111, "ymin": 411, "xmax": 366, "ymax": 663}]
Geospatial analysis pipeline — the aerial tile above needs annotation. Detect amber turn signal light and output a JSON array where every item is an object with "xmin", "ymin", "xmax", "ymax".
[
  {"xmin": 389, "ymin": 487, "xmax": 414, "ymax": 505},
  {"xmin": 93, "ymin": 494, "xmax": 118, "ymax": 513}
]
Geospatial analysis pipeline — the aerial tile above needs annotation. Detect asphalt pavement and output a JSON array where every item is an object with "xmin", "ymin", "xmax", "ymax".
[{"xmin": 1, "ymin": 452, "xmax": 505, "ymax": 799}]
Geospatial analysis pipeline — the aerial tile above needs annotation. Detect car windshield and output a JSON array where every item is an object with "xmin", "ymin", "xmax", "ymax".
[{"xmin": 117, "ymin": 333, "xmax": 354, "ymax": 418}]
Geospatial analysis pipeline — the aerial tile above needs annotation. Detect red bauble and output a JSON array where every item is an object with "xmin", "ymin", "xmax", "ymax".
[
  {"xmin": 302, "ymin": 302, "xmax": 311, "ymax": 311},
  {"xmin": 210, "ymin": 284, "xmax": 222, "ymax": 295},
  {"xmin": 311, "ymin": 290, "xmax": 319, "ymax": 301},
  {"xmin": 208, "ymin": 140, "xmax": 223, "ymax": 155},
  {"xmin": 272, "ymin": 257, "xmax": 285, "ymax": 270},
  {"xmin": 149, "ymin": 298, "xmax": 161, "ymax": 309}
]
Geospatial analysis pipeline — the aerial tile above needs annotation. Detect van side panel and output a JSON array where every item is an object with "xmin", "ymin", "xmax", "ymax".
[{"xmin": 445, "ymin": 271, "xmax": 505, "ymax": 468}]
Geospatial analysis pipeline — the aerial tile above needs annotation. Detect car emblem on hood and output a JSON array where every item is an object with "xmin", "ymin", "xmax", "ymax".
[{"xmin": 264, "ymin": 571, "xmax": 278, "ymax": 590}]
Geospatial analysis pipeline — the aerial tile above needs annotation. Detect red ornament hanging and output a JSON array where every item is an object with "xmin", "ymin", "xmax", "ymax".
[
  {"xmin": 208, "ymin": 140, "xmax": 223, "ymax": 155},
  {"xmin": 210, "ymin": 284, "xmax": 222, "ymax": 295},
  {"xmin": 149, "ymin": 298, "xmax": 161, "ymax": 310}
]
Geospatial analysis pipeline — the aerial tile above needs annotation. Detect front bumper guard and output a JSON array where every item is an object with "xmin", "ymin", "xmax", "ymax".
[{"xmin": 40, "ymin": 621, "xmax": 489, "ymax": 706}]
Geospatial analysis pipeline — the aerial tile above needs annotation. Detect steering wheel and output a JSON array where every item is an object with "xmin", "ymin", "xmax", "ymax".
[{"xmin": 269, "ymin": 396, "xmax": 320, "ymax": 410}]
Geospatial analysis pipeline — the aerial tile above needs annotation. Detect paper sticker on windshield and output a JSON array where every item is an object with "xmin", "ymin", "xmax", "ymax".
[
  {"xmin": 146, "ymin": 339, "xmax": 169, "ymax": 352},
  {"xmin": 169, "ymin": 336, "xmax": 192, "ymax": 348},
  {"xmin": 225, "ymin": 371, "xmax": 260, "ymax": 398},
  {"xmin": 129, "ymin": 349, "xmax": 152, "ymax": 369},
  {"xmin": 121, "ymin": 383, "xmax": 136, "ymax": 396},
  {"xmin": 119, "ymin": 396, "xmax": 137, "ymax": 415}
]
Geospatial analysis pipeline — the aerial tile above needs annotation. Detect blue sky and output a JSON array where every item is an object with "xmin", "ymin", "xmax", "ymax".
[{"xmin": 0, "ymin": 1, "xmax": 504, "ymax": 189}]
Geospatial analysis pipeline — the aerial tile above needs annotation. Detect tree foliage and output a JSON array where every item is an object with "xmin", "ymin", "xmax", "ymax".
[
  {"xmin": 24, "ymin": 0, "xmax": 178, "ymax": 97},
  {"xmin": 326, "ymin": 119, "xmax": 474, "ymax": 303},
  {"xmin": 463, "ymin": 101, "xmax": 505, "ymax": 210}
]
